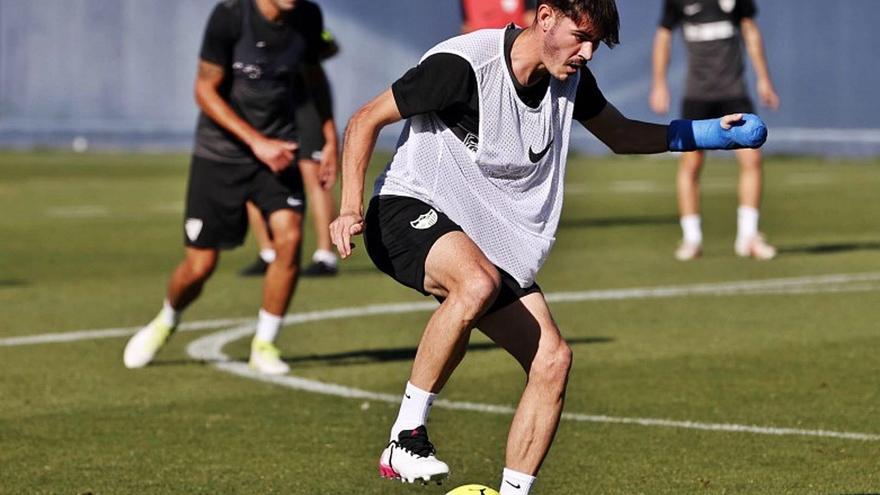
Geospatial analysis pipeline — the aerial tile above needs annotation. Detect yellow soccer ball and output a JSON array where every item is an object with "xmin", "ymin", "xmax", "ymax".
[{"xmin": 445, "ymin": 484, "xmax": 500, "ymax": 495}]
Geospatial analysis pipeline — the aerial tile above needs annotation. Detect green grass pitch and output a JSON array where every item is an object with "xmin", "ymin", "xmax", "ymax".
[{"xmin": 1, "ymin": 150, "xmax": 878, "ymax": 494}]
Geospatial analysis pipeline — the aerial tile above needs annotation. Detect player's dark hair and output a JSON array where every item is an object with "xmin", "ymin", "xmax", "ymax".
[{"xmin": 537, "ymin": 0, "xmax": 620, "ymax": 48}]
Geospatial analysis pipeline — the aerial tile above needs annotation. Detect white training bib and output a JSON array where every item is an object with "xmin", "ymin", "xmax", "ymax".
[{"xmin": 375, "ymin": 29, "xmax": 579, "ymax": 287}]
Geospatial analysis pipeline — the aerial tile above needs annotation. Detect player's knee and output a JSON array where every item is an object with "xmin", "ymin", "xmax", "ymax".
[
  {"xmin": 530, "ymin": 340, "xmax": 573, "ymax": 387},
  {"xmin": 186, "ymin": 256, "xmax": 217, "ymax": 281},
  {"xmin": 459, "ymin": 269, "xmax": 501, "ymax": 311},
  {"xmin": 272, "ymin": 228, "xmax": 302, "ymax": 258}
]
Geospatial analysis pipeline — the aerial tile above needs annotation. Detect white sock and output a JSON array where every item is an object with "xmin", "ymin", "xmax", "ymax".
[
  {"xmin": 160, "ymin": 299, "xmax": 180, "ymax": 328},
  {"xmin": 389, "ymin": 382, "xmax": 436, "ymax": 441},
  {"xmin": 259, "ymin": 248, "xmax": 276, "ymax": 264},
  {"xmin": 680, "ymin": 214, "xmax": 703, "ymax": 244},
  {"xmin": 500, "ymin": 467, "xmax": 536, "ymax": 495},
  {"xmin": 736, "ymin": 206, "xmax": 759, "ymax": 242},
  {"xmin": 312, "ymin": 248, "xmax": 338, "ymax": 267},
  {"xmin": 255, "ymin": 308, "xmax": 283, "ymax": 343}
]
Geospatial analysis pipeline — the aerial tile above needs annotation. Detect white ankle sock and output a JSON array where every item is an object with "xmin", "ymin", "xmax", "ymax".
[
  {"xmin": 160, "ymin": 299, "xmax": 180, "ymax": 328},
  {"xmin": 259, "ymin": 248, "xmax": 277, "ymax": 264},
  {"xmin": 680, "ymin": 214, "xmax": 703, "ymax": 244},
  {"xmin": 389, "ymin": 382, "xmax": 436, "ymax": 441},
  {"xmin": 312, "ymin": 249, "xmax": 338, "ymax": 267},
  {"xmin": 736, "ymin": 206, "xmax": 759, "ymax": 242},
  {"xmin": 255, "ymin": 309, "xmax": 283, "ymax": 343},
  {"xmin": 500, "ymin": 467, "xmax": 536, "ymax": 495}
]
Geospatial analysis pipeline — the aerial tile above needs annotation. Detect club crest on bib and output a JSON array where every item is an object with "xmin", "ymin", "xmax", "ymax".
[
  {"xmin": 719, "ymin": 0, "xmax": 736, "ymax": 13},
  {"xmin": 185, "ymin": 218, "xmax": 203, "ymax": 242},
  {"xmin": 410, "ymin": 209, "xmax": 438, "ymax": 230}
]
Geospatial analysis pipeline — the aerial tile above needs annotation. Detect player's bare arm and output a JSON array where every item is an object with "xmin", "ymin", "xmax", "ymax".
[
  {"xmin": 302, "ymin": 63, "xmax": 340, "ymax": 189},
  {"xmin": 330, "ymin": 88, "xmax": 402, "ymax": 258},
  {"xmin": 740, "ymin": 18, "xmax": 780, "ymax": 110},
  {"xmin": 649, "ymin": 27, "xmax": 673, "ymax": 114},
  {"xmin": 585, "ymin": 103, "xmax": 669, "ymax": 153},
  {"xmin": 194, "ymin": 60, "xmax": 297, "ymax": 173},
  {"xmin": 586, "ymin": 104, "xmax": 764, "ymax": 154}
]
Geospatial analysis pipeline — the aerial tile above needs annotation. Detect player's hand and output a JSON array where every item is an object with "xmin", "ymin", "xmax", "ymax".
[
  {"xmin": 318, "ymin": 142, "xmax": 338, "ymax": 190},
  {"xmin": 757, "ymin": 79, "xmax": 780, "ymax": 111},
  {"xmin": 252, "ymin": 137, "xmax": 299, "ymax": 173},
  {"xmin": 330, "ymin": 211, "xmax": 364, "ymax": 259},
  {"xmin": 719, "ymin": 113, "xmax": 744, "ymax": 129},
  {"xmin": 649, "ymin": 84, "xmax": 670, "ymax": 115}
]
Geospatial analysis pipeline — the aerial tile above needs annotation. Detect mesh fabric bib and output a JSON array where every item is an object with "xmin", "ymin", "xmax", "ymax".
[{"xmin": 375, "ymin": 29, "xmax": 579, "ymax": 287}]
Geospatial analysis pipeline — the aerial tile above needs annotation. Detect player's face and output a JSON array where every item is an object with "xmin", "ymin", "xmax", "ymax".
[{"xmin": 542, "ymin": 13, "xmax": 600, "ymax": 81}]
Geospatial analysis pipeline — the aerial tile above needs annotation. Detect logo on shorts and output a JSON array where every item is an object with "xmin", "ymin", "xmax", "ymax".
[
  {"xmin": 286, "ymin": 197, "xmax": 303, "ymax": 207},
  {"xmin": 719, "ymin": 0, "xmax": 736, "ymax": 13},
  {"xmin": 185, "ymin": 218, "xmax": 203, "ymax": 242},
  {"xmin": 410, "ymin": 209, "xmax": 438, "ymax": 230}
]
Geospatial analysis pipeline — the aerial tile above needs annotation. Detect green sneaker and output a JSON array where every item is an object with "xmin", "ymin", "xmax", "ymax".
[
  {"xmin": 249, "ymin": 339, "xmax": 290, "ymax": 375},
  {"xmin": 123, "ymin": 315, "xmax": 176, "ymax": 368}
]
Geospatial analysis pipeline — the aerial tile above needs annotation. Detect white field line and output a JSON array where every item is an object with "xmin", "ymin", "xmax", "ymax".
[
  {"xmin": 185, "ymin": 324, "xmax": 880, "ymax": 442},
  {"xmin": 4, "ymin": 272, "xmax": 880, "ymax": 348}
]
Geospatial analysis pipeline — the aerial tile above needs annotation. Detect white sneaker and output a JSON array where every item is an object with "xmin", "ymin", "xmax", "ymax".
[
  {"xmin": 123, "ymin": 315, "xmax": 176, "ymax": 368},
  {"xmin": 675, "ymin": 240, "xmax": 703, "ymax": 261},
  {"xmin": 379, "ymin": 425, "xmax": 449, "ymax": 484},
  {"xmin": 735, "ymin": 233, "xmax": 777, "ymax": 260},
  {"xmin": 249, "ymin": 339, "xmax": 290, "ymax": 375}
]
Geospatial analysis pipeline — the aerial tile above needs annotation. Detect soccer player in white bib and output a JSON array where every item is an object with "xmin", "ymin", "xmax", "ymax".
[{"xmin": 330, "ymin": 0, "xmax": 768, "ymax": 493}]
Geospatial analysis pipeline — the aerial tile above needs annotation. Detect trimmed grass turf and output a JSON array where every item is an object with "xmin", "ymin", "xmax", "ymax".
[{"xmin": 1, "ymin": 151, "xmax": 878, "ymax": 494}]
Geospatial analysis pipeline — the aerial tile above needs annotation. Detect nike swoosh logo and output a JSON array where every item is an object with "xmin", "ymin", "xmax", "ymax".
[
  {"xmin": 505, "ymin": 480, "xmax": 522, "ymax": 489},
  {"xmin": 528, "ymin": 139, "xmax": 553, "ymax": 163},
  {"xmin": 405, "ymin": 394, "xmax": 412, "ymax": 399}
]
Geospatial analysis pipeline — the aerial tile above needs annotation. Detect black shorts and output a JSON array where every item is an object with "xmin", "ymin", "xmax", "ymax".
[
  {"xmin": 682, "ymin": 97, "xmax": 755, "ymax": 120},
  {"xmin": 295, "ymin": 98, "xmax": 325, "ymax": 162},
  {"xmin": 364, "ymin": 195, "xmax": 542, "ymax": 315},
  {"xmin": 183, "ymin": 155, "xmax": 305, "ymax": 249}
]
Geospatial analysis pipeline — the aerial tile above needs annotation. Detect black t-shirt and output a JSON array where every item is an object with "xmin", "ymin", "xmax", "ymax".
[
  {"xmin": 391, "ymin": 26, "xmax": 607, "ymax": 143},
  {"xmin": 660, "ymin": 0, "xmax": 757, "ymax": 100},
  {"xmin": 194, "ymin": 0, "xmax": 324, "ymax": 162},
  {"xmin": 199, "ymin": 0, "xmax": 323, "ymax": 68}
]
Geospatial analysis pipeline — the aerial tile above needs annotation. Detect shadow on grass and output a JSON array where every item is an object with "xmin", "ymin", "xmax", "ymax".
[
  {"xmin": 0, "ymin": 279, "xmax": 28, "ymax": 288},
  {"xmin": 153, "ymin": 336, "xmax": 613, "ymax": 368},
  {"xmin": 778, "ymin": 240, "xmax": 880, "ymax": 255},
  {"xmin": 558, "ymin": 215, "xmax": 678, "ymax": 231},
  {"xmin": 282, "ymin": 336, "xmax": 613, "ymax": 368}
]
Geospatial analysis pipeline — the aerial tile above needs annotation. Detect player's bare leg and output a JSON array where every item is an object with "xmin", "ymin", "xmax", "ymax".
[
  {"xmin": 300, "ymin": 159, "xmax": 338, "ymax": 276},
  {"xmin": 261, "ymin": 208, "xmax": 303, "ymax": 316},
  {"xmin": 167, "ymin": 247, "xmax": 219, "ymax": 310},
  {"xmin": 380, "ymin": 231, "xmax": 500, "ymax": 484},
  {"xmin": 477, "ymin": 292, "xmax": 572, "ymax": 489},
  {"xmin": 734, "ymin": 148, "xmax": 776, "ymax": 259},
  {"xmin": 123, "ymin": 247, "xmax": 218, "ymax": 368},
  {"xmin": 675, "ymin": 150, "xmax": 705, "ymax": 260},
  {"xmin": 413, "ymin": 231, "xmax": 501, "ymax": 391},
  {"xmin": 248, "ymin": 208, "xmax": 304, "ymax": 374}
]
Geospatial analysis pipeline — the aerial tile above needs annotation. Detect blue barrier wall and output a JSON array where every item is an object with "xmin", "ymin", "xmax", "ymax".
[{"xmin": 1, "ymin": 0, "xmax": 878, "ymax": 154}]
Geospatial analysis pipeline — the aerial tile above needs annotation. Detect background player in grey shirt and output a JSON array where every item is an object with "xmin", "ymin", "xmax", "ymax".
[{"xmin": 650, "ymin": 0, "xmax": 780, "ymax": 261}]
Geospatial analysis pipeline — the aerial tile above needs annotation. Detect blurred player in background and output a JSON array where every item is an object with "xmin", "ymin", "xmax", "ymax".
[
  {"xmin": 461, "ymin": 0, "xmax": 537, "ymax": 33},
  {"xmin": 331, "ymin": 0, "xmax": 767, "ymax": 492},
  {"xmin": 124, "ymin": 0, "xmax": 336, "ymax": 374},
  {"xmin": 240, "ymin": 28, "xmax": 340, "ymax": 278},
  {"xmin": 650, "ymin": 0, "xmax": 780, "ymax": 261}
]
